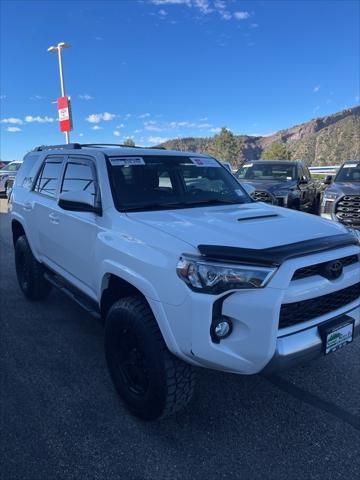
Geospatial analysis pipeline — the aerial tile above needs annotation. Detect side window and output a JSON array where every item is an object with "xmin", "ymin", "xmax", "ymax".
[
  {"xmin": 15, "ymin": 155, "xmax": 41, "ymax": 190},
  {"xmin": 34, "ymin": 157, "xmax": 64, "ymax": 198},
  {"xmin": 61, "ymin": 158, "xmax": 96, "ymax": 202},
  {"xmin": 305, "ymin": 166, "xmax": 312, "ymax": 179}
]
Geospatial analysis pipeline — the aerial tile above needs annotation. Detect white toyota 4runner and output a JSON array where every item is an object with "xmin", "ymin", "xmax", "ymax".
[{"xmin": 10, "ymin": 144, "xmax": 360, "ymax": 420}]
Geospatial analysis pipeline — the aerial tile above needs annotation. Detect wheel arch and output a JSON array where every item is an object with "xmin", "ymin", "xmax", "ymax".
[
  {"xmin": 99, "ymin": 272, "xmax": 183, "ymax": 359},
  {"xmin": 100, "ymin": 273, "xmax": 148, "ymax": 320},
  {"xmin": 11, "ymin": 219, "xmax": 26, "ymax": 247}
]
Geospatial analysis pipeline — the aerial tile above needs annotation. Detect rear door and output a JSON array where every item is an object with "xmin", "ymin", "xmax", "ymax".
[{"xmin": 32, "ymin": 155, "xmax": 65, "ymax": 263}]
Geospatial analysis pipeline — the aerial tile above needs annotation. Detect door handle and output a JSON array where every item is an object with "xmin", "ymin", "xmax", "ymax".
[
  {"xmin": 49, "ymin": 212, "xmax": 59, "ymax": 224},
  {"xmin": 23, "ymin": 202, "xmax": 33, "ymax": 212}
]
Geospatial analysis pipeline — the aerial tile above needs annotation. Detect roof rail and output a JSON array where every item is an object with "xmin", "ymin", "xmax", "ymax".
[
  {"xmin": 81, "ymin": 143, "xmax": 145, "ymax": 149},
  {"xmin": 82, "ymin": 143, "xmax": 167, "ymax": 150},
  {"xmin": 32, "ymin": 143, "xmax": 167, "ymax": 152},
  {"xmin": 33, "ymin": 143, "xmax": 82, "ymax": 151}
]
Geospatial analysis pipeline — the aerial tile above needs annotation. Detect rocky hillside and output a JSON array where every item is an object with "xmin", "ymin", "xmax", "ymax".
[{"xmin": 159, "ymin": 106, "xmax": 360, "ymax": 166}]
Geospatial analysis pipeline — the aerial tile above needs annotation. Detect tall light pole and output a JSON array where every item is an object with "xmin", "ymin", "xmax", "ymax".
[{"xmin": 47, "ymin": 42, "xmax": 72, "ymax": 144}]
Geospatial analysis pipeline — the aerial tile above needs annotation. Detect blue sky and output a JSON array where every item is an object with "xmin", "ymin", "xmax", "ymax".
[{"xmin": 1, "ymin": 0, "xmax": 359, "ymax": 160}]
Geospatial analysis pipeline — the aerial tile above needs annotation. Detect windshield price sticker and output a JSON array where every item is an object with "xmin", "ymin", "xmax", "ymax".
[
  {"xmin": 243, "ymin": 163, "xmax": 253, "ymax": 168},
  {"xmin": 110, "ymin": 157, "xmax": 145, "ymax": 167},
  {"xmin": 190, "ymin": 157, "xmax": 220, "ymax": 167},
  {"xmin": 344, "ymin": 163, "xmax": 358, "ymax": 168}
]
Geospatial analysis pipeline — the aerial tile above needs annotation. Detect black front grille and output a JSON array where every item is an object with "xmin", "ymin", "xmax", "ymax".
[
  {"xmin": 251, "ymin": 190, "xmax": 275, "ymax": 204},
  {"xmin": 335, "ymin": 195, "xmax": 360, "ymax": 228},
  {"xmin": 279, "ymin": 282, "xmax": 360, "ymax": 328},
  {"xmin": 292, "ymin": 255, "xmax": 359, "ymax": 280}
]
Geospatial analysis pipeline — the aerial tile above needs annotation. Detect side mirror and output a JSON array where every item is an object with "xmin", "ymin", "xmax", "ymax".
[
  {"xmin": 298, "ymin": 175, "xmax": 308, "ymax": 185},
  {"xmin": 324, "ymin": 175, "xmax": 333, "ymax": 185},
  {"xmin": 58, "ymin": 191, "xmax": 101, "ymax": 215}
]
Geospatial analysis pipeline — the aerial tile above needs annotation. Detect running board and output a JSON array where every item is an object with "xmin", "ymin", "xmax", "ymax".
[{"xmin": 44, "ymin": 272, "xmax": 101, "ymax": 320}]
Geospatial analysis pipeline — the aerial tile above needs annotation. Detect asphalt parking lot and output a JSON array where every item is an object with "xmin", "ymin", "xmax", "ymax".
[{"xmin": 0, "ymin": 198, "xmax": 359, "ymax": 480}]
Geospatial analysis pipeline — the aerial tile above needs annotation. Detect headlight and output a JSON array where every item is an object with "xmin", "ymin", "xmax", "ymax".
[
  {"xmin": 176, "ymin": 256, "xmax": 276, "ymax": 294},
  {"xmin": 322, "ymin": 192, "xmax": 338, "ymax": 202},
  {"xmin": 273, "ymin": 190, "xmax": 288, "ymax": 197}
]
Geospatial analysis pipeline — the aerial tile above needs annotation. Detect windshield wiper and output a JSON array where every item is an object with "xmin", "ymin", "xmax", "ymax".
[
  {"xmin": 122, "ymin": 202, "xmax": 187, "ymax": 212},
  {"xmin": 182, "ymin": 198, "xmax": 245, "ymax": 207},
  {"xmin": 122, "ymin": 198, "xmax": 245, "ymax": 212}
]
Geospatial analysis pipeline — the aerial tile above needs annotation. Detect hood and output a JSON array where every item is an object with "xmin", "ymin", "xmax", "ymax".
[
  {"xmin": 241, "ymin": 179, "xmax": 297, "ymax": 194},
  {"xmin": 128, "ymin": 203, "xmax": 348, "ymax": 250},
  {"xmin": 326, "ymin": 182, "xmax": 360, "ymax": 196},
  {"xmin": 0, "ymin": 168, "xmax": 20, "ymax": 176}
]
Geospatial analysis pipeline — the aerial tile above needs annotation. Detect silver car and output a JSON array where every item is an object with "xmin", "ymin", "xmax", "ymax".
[{"xmin": 0, "ymin": 161, "xmax": 22, "ymax": 197}]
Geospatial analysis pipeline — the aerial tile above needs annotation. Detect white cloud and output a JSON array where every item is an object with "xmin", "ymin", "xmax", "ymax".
[
  {"xmin": 25, "ymin": 115, "xmax": 55, "ymax": 123},
  {"xmin": 79, "ymin": 133, "xmax": 84, "ymax": 137},
  {"xmin": 355, "ymin": 95, "xmax": 359, "ymax": 102},
  {"xmin": 210, "ymin": 127, "xmax": 221, "ymax": 133},
  {"xmin": 234, "ymin": 11, "xmax": 250, "ymax": 20},
  {"xmin": 30, "ymin": 95, "xmax": 46, "ymax": 100},
  {"xmin": 78, "ymin": 94, "xmax": 94, "ymax": 100},
  {"xmin": 144, "ymin": 121, "xmax": 164, "ymax": 131},
  {"xmin": 197, "ymin": 123, "xmax": 212, "ymax": 128},
  {"xmin": 138, "ymin": 113, "xmax": 151, "ymax": 118},
  {"xmin": 214, "ymin": 0, "xmax": 231, "ymax": 20},
  {"xmin": 113, "ymin": 130, "xmax": 121, "ymax": 137},
  {"xmin": 86, "ymin": 112, "xmax": 116, "ymax": 123},
  {"xmin": 193, "ymin": 0, "xmax": 212, "ymax": 15},
  {"xmin": 313, "ymin": 105, "xmax": 320, "ymax": 113},
  {"xmin": 116, "ymin": 123, "xmax": 125, "ymax": 128},
  {"xmin": 151, "ymin": 0, "xmax": 234, "ymax": 19},
  {"xmin": 0, "ymin": 95, "xmax": 6, "ymax": 100},
  {"xmin": 91, "ymin": 125, "xmax": 103, "ymax": 130},
  {"xmin": 6, "ymin": 127, "xmax": 21, "ymax": 132},
  {"xmin": 1, "ymin": 117, "xmax": 23, "ymax": 125},
  {"xmin": 148, "ymin": 136, "xmax": 169, "ymax": 144},
  {"xmin": 313, "ymin": 85, "xmax": 320, "ymax": 93},
  {"xmin": 250, "ymin": 23, "xmax": 259, "ymax": 28}
]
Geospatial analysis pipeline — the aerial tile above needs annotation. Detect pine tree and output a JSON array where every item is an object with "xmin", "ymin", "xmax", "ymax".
[
  {"xmin": 208, "ymin": 128, "xmax": 241, "ymax": 168},
  {"xmin": 261, "ymin": 142, "xmax": 291, "ymax": 160}
]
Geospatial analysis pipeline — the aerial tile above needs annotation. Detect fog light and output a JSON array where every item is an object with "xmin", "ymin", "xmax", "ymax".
[{"xmin": 214, "ymin": 320, "xmax": 231, "ymax": 339}]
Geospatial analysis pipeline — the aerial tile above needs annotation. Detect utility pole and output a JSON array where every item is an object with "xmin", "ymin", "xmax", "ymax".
[{"xmin": 47, "ymin": 42, "xmax": 72, "ymax": 144}]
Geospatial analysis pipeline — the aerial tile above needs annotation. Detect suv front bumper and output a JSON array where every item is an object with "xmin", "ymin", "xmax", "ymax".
[{"xmin": 263, "ymin": 306, "xmax": 360, "ymax": 373}]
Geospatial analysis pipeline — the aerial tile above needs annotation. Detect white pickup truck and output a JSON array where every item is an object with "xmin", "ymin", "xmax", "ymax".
[{"xmin": 10, "ymin": 143, "xmax": 360, "ymax": 420}]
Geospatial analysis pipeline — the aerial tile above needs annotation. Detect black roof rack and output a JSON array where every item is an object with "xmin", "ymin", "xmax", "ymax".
[
  {"xmin": 82, "ymin": 143, "xmax": 167, "ymax": 150},
  {"xmin": 33, "ymin": 143, "xmax": 82, "ymax": 151},
  {"xmin": 32, "ymin": 143, "xmax": 167, "ymax": 152}
]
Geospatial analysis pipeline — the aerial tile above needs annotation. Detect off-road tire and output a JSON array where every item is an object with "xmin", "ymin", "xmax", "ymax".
[
  {"xmin": 15, "ymin": 235, "xmax": 52, "ymax": 300},
  {"xmin": 105, "ymin": 296, "xmax": 196, "ymax": 420}
]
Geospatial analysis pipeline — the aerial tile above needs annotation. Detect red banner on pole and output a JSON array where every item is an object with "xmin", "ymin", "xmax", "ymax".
[{"xmin": 57, "ymin": 96, "xmax": 73, "ymax": 132}]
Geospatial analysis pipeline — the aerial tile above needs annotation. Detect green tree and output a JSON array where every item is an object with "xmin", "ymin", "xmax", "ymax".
[
  {"xmin": 208, "ymin": 127, "xmax": 241, "ymax": 168},
  {"xmin": 261, "ymin": 142, "xmax": 291, "ymax": 160},
  {"xmin": 123, "ymin": 138, "xmax": 135, "ymax": 147}
]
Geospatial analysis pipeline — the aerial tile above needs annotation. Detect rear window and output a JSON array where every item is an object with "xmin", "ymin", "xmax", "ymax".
[{"xmin": 34, "ymin": 157, "xmax": 64, "ymax": 198}]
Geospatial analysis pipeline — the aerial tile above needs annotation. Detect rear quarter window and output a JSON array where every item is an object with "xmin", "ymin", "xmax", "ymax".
[{"xmin": 15, "ymin": 155, "xmax": 42, "ymax": 190}]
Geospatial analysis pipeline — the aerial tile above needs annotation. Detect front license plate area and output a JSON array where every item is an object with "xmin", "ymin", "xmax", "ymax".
[{"xmin": 319, "ymin": 316, "xmax": 354, "ymax": 355}]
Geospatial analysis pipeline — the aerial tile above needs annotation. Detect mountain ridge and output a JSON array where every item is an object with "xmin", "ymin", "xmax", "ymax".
[{"xmin": 159, "ymin": 105, "xmax": 360, "ymax": 166}]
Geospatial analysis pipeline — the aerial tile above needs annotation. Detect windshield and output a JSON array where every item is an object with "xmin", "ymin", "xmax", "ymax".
[
  {"xmin": 236, "ymin": 162, "xmax": 296, "ymax": 181},
  {"xmin": 334, "ymin": 162, "xmax": 360, "ymax": 182},
  {"xmin": 1, "ymin": 162, "xmax": 21, "ymax": 172},
  {"xmin": 108, "ymin": 155, "xmax": 251, "ymax": 211}
]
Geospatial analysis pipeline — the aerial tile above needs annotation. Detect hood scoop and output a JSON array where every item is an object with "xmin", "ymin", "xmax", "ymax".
[{"xmin": 237, "ymin": 213, "xmax": 279, "ymax": 222}]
